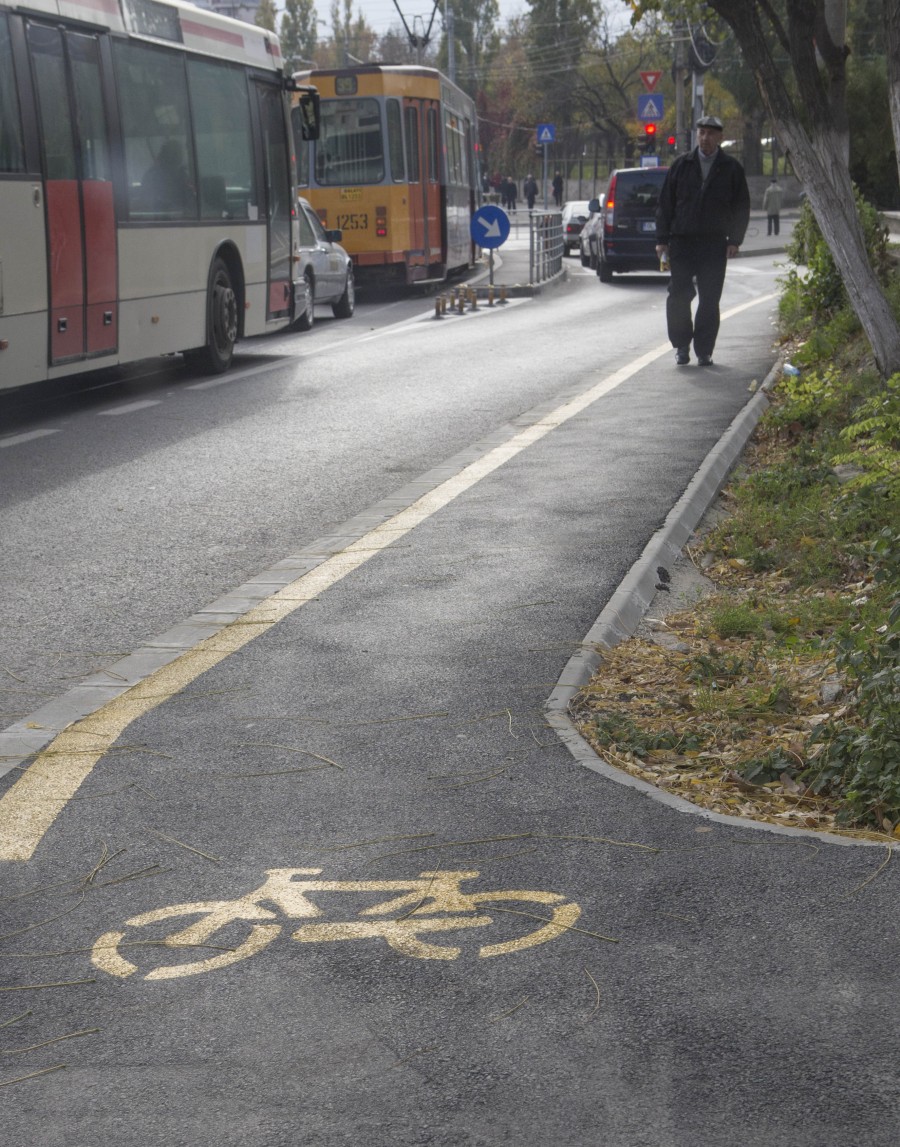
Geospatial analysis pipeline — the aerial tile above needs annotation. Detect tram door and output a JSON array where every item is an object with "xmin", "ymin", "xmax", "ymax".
[
  {"xmin": 403, "ymin": 98, "xmax": 441, "ymax": 275},
  {"xmin": 27, "ymin": 24, "xmax": 117, "ymax": 364}
]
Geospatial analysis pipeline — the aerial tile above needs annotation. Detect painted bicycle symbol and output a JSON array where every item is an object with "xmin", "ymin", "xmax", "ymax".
[{"xmin": 92, "ymin": 868, "xmax": 582, "ymax": 981}]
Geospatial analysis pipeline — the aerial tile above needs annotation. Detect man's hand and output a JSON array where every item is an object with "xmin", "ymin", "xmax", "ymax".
[
  {"xmin": 726, "ymin": 244, "xmax": 740, "ymax": 258},
  {"xmin": 655, "ymin": 243, "xmax": 669, "ymax": 259}
]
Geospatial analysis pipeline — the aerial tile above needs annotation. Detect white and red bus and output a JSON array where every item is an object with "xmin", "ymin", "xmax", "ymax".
[{"xmin": 0, "ymin": 0, "xmax": 319, "ymax": 389}]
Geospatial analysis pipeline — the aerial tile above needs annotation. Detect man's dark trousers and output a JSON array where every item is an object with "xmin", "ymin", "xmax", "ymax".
[{"xmin": 666, "ymin": 235, "xmax": 728, "ymax": 357}]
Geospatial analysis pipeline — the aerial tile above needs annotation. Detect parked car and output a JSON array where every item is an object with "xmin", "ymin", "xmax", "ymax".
[
  {"xmin": 560, "ymin": 199, "xmax": 591, "ymax": 256},
  {"xmin": 578, "ymin": 195, "xmax": 605, "ymax": 268},
  {"xmin": 595, "ymin": 166, "xmax": 669, "ymax": 283},
  {"xmin": 294, "ymin": 196, "xmax": 355, "ymax": 330}
]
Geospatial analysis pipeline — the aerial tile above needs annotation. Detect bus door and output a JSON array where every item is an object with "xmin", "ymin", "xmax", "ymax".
[
  {"xmin": 255, "ymin": 81, "xmax": 292, "ymax": 320},
  {"xmin": 26, "ymin": 23, "xmax": 117, "ymax": 364}
]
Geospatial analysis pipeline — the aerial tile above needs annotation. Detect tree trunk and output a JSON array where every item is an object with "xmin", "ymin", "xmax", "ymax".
[
  {"xmin": 886, "ymin": 0, "xmax": 900, "ymax": 196},
  {"xmin": 709, "ymin": 0, "xmax": 900, "ymax": 379}
]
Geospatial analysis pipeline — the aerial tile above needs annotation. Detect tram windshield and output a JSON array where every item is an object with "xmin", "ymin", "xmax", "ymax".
[{"xmin": 316, "ymin": 97, "xmax": 384, "ymax": 185}]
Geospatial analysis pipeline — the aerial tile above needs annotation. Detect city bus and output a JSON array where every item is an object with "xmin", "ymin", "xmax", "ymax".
[
  {"xmin": 0, "ymin": 0, "xmax": 319, "ymax": 390},
  {"xmin": 293, "ymin": 65, "xmax": 479, "ymax": 286}
]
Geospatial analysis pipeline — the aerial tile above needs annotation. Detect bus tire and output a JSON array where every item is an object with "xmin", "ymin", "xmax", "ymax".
[
  {"xmin": 331, "ymin": 268, "xmax": 355, "ymax": 319},
  {"xmin": 187, "ymin": 257, "xmax": 238, "ymax": 374},
  {"xmin": 296, "ymin": 272, "xmax": 315, "ymax": 331}
]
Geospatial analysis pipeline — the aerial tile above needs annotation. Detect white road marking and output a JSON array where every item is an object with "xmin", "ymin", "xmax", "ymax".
[
  {"xmin": 98, "ymin": 400, "xmax": 162, "ymax": 416},
  {"xmin": 0, "ymin": 429, "xmax": 60, "ymax": 448}
]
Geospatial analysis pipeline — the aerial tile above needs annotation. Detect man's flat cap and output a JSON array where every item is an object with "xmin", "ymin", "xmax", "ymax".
[{"xmin": 696, "ymin": 114, "xmax": 724, "ymax": 130}]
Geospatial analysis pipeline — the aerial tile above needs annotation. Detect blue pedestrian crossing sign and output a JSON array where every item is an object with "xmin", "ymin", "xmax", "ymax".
[
  {"xmin": 536, "ymin": 123, "xmax": 555, "ymax": 144},
  {"xmin": 637, "ymin": 94, "xmax": 664, "ymax": 121},
  {"xmin": 470, "ymin": 204, "xmax": 510, "ymax": 249}
]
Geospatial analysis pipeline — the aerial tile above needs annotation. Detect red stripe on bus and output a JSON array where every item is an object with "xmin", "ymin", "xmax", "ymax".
[
  {"xmin": 83, "ymin": 180, "xmax": 118, "ymax": 354},
  {"xmin": 63, "ymin": 0, "xmax": 121, "ymax": 15},
  {"xmin": 180, "ymin": 18, "xmax": 245, "ymax": 49}
]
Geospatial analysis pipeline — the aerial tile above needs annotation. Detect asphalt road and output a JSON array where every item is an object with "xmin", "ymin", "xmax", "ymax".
[{"xmin": 2, "ymin": 251, "xmax": 898, "ymax": 1146}]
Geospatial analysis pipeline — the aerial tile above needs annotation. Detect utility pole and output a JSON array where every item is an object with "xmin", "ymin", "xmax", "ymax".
[
  {"xmin": 674, "ymin": 21, "xmax": 687, "ymax": 153},
  {"xmin": 445, "ymin": 0, "xmax": 456, "ymax": 83}
]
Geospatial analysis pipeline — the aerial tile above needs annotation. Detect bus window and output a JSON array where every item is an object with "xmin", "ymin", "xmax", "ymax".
[
  {"xmin": 317, "ymin": 97, "xmax": 383, "ymax": 185},
  {"xmin": 387, "ymin": 99, "xmax": 405, "ymax": 182},
  {"xmin": 114, "ymin": 41, "xmax": 197, "ymax": 218},
  {"xmin": 188, "ymin": 59, "xmax": 254, "ymax": 219},
  {"xmin": 28, "ymin": 25, "xmax": 77, "ymax": 180},
  {"xmin": 70, "ymin": 34, "xmax": 112, "ymax": 181},
  {"xmin": 0, "ymin": 16, "xmax": 25, "ymax": 172}
]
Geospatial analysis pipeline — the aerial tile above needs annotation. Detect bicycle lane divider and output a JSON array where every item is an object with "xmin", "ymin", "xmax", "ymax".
[{"xmin": 0, "ymin": 293, "xmax": 775, "ymax": 863}]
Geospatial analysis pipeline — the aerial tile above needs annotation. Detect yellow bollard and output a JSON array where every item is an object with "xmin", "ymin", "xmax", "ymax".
[
  {"xmin": 499, "ymin": 286, "xmax": 508, "ymax": 304},
  {"xmin": 457, "ymin": 292, "xmax": 465, "ymax": 314},
  {"xmin": 440, "ymin": 294, "xmax": 447, "ymax": 315},
  {"xmin": 488, "ymin": 286, "xmax": 494, "ymax": 307},
  {"xmin": 470, "ymin": 288, "xmax": 478, "ymax": 311},
  {"xmin": 434, "ymin": 296, "xmax": 442, "ymax": 319}
]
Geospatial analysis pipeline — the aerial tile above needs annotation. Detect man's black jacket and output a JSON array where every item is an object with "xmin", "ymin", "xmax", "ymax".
[{"xmin": 656, "ymin": 148, "xmax": 750, "ymax": 246}]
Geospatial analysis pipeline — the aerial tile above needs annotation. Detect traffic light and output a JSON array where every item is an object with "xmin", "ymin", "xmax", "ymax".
[
  {"xmin": 643, "ymin": 121, "xmax": 656, "ymax": 152},
  {"xmin": 666, "ymin": 134, "xmax": 676, "ymax": 153}
]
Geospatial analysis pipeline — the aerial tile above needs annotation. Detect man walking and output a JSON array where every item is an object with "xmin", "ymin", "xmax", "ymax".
[
  {"xmin": 763, "ymin": 176, "xmax": 783, "ymax": 235},
  {"xmin": 655, "ymin": 114, "xmax": 750, "ymax": 366}
]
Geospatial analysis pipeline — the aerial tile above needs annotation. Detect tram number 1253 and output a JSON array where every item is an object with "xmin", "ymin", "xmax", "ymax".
[{"xmin": 336, "ymin": 213, "xmax": 369, "ymax": 230}]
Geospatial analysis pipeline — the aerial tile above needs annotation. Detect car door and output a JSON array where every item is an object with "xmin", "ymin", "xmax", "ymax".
[{"xmin": 301, "ymin": 201, "xmax": 341, "ymax": 302}]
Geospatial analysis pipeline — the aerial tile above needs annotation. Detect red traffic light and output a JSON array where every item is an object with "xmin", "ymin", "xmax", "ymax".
[
  {"xmin": 667, "ymin": 135, "xmax": 676, "ymax": 146},
  {"xmin": 644, "ymin": 122, "xmax": 657, "ymax": 136}
]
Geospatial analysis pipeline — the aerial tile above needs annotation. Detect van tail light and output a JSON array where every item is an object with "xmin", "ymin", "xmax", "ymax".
[
  {"xmin": 376, "ymin": 206, "xmax": 387, "ymax": 237},
  {"xmin": 604, "ymin": 176, "xmax": 617, "ymax": 231}
]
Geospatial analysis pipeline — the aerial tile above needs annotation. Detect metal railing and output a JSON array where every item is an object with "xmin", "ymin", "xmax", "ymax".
[{"xmin": 528, "ymin": 210, "xmax": 564, "ymax": 285}]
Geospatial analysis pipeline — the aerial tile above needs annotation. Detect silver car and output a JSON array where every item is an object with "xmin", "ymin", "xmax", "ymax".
[
  {"xmin": 578, "ymin": 196, "xmax": 605, "ymax": 269},
  {"xmin": 294, "ymin": 196, "xmax": 355, "ymax": 330}
]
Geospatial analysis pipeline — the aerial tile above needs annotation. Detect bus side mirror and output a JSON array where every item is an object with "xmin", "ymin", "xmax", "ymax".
[{"xmin": 290, "ymin": 88, "xmax": 320, "ymax": 142}]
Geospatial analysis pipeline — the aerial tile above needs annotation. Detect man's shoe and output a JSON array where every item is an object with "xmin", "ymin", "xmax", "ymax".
[
  {"xmin": 675, "ymin": 347, "xmax": 690, "ymax": 365},
  {"xmin": 697, "ymin": 354, "xmax": 714, "ymax": 366}
]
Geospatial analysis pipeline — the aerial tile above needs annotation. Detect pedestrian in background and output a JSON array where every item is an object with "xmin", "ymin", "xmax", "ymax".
[
  {"xmin": 552, "ymin": 170, "xmax": 563, "ymax": 207},
  {"xmin": 654, "ymin": 114, "xmax": 750, "ymax": 367},
  {"xmin": 506, "ymin": 175, "xmax": 517, "ymax": 212},
  {"xmin": 763, "ymin": 176, "xmax": 783, "ymax": 236},
  {"xmin": 524, "ymin": 173, "xmax": 538, "ymax": 210}
]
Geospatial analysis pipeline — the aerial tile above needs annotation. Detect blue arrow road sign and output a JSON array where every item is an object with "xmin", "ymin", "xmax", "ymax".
[
  {"xmin": 637, "ymin": 94, "xmax": 664, "ymax": 120},
  {"xmin": 536, "ymin": 123, "xmax": 555, "ymax": 144},
  {"xmin": 470, "ymin": 204, "xmax": 510, "ymax": 250}
]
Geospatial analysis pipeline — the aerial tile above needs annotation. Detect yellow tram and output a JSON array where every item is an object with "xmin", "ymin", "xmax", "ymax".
[{"xmin": 293, "ymin": 66, "xmax": 480, "ymax": 285}]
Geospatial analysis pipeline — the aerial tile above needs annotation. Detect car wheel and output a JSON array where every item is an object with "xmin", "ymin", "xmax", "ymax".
[
  {"xmin": 580, "ymin": 247, "xmax": 590, "ymax": 267},
  {"xmin": 331, "ymin": 267, "xmax": 355, "ymax": 319},
  {"xmin": 597, "ymin": 259, "xmax": 613, "ymax": 283},
  {"xmin": 296, "ymin": 272, "xmax": 314, "ymax": 331}
]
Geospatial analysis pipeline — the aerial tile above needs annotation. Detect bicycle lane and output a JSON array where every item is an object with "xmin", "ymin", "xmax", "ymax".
[{"xmin": 3, "ymin": 298, "xmax": 899, "ymax": 1145}]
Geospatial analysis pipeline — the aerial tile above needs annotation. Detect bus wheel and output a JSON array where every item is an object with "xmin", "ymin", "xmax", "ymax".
[
  {"xmin": 332, "ymin": 268, "xmax": 355, "ymax": 319},
  {"xmin": 188, "ymin": 258, "xmax": 238, "ymax": 374},
  {"xmin": 296, "ymin": 272, "xmax": 315, "ymax": 331}
]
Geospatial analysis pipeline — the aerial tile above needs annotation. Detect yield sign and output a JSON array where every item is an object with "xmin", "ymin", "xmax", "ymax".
[{"xmin": 640, "ymin": 70, "xmax": 662, "ymax": 92}]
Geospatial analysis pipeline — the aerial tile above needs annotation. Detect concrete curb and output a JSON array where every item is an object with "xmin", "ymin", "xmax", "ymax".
[{"xmin": 544, "ymin": 362, "xmax": 883, "ymax": 849}]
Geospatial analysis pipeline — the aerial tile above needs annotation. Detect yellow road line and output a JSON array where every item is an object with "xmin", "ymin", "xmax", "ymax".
[{"xmin": 0, "ymin": 300, "xmax": 775, "ymax": 862}]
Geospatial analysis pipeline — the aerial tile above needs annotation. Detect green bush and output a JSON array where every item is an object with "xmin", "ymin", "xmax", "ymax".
[{"xmin": 782, "ymin": 189, "xmax": 892, "ymax": 324}]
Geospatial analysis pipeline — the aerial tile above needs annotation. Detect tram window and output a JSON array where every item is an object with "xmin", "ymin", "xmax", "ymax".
[
  {"xmin": 427, "ymin": 108, "xmax": 439, "ymax": 182},
  {"xmin": 405, "ymin": 106, "xmax": 419, "ymax": 182},
  {"xmin": 387, "ymin": 99, "xmax": 405, "ymax": 182},
  {"xmin": 114, "ymin": 41, "xmax": 197, "ymax": 218},
  {"xmin": 0, "ymin": 17, "xmax": 26, "ymax": 173},
  {"xmin": 317, "ymin": 97, "xmax": 384, "ymax": 185},
  {"xmin": 188, "ymin": 59, "xmax": 254, "ymax": 218},
  {"xmin": 69, "ymin": 34, "xmax": 111, "ymax": 181}
]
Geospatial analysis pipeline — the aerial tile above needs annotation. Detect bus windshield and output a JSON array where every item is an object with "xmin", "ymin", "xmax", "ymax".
[{"xmin": 316, "ymin": 97, "xmax": 383, "ymax": 185}]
